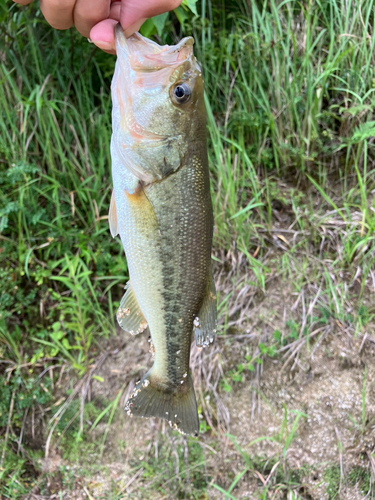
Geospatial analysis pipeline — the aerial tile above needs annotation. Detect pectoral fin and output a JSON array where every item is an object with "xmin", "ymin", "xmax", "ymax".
[
  {"xmin": 117, "ymin": 281, "xmax": 148, "ymax": 335},
  {"xmin": 194, "ymin": 273, "xmax": 217, "ymax": 348},
  {"xmin": 109, "ymin": 191, "xmax": 119, "ymax": 238}
]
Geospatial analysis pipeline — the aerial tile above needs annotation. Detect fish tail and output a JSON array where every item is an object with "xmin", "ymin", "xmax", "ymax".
[{"xmin": 125, "ymin": 371, "xmax": 199, "ymax": 436}]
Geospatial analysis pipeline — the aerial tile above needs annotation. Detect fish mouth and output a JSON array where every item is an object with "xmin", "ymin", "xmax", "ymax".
[
  {"xmin": 115, "ymin": 23, "xmax": 195, "ymax": 72},
  {"xmin": 112, "ymin": 24, "xmax": 199, "ymax": 180}
]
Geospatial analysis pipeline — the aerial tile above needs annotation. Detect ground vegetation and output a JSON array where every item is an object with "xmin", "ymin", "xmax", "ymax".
[{"xmin": 1, "ymin": 0, "xmax": 375, "ymax": 498}]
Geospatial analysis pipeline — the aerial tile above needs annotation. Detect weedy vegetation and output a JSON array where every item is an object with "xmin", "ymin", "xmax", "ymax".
[{"xmin": 1, "ymin": 0, "xmax": 375, "ymax": 498}]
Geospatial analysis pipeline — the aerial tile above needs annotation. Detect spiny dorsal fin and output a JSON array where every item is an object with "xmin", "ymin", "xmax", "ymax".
[
  {"xmin": 109, "ymin": 190, "xmax": 118, "ymax": 238},
  {"xmin": 194, "ymin": 272, "xmax": 217, "ymax": 348},
  {"xmin": 117, "ymin": 281, "xmax": 148, "ymax": 335}
]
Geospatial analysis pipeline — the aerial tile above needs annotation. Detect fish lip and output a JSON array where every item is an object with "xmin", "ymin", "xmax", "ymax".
[
  {"xmin": 115, "ymin": 23, "xmax": 194, "ymax": 70},
  {"xmin": 115, "ymin": 23, "xmax": 162, "ymax": 53}
]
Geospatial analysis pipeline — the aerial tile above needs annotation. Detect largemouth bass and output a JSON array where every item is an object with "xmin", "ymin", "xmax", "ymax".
[{"xmin": 109, "ymin": 25, "xmax": 216, "ymax": 436}]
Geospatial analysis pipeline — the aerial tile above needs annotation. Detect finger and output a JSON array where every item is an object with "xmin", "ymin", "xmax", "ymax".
[
  {"xmin": 120, "ymin": 0, "xmax": 182, "ymax": 34},
  {"xmin": 88, "ymin": 1, "xmax": 120, "ymax": 53},
  {"xmin": 90, "ymin": 18, "xmax": 118, "ymax": 54},
  {"xmin": 12, "ymin": 0, "xmax": 33, "ymax": 5},
  {"xmin": 40, "ymin": 0, "xmax": 76, "ymax": 30},
  {"xmin": 73, "ymin": 0, "xmax": 111, "ymax": 38},
  {"xmin": 109, "ymin": 0, "xmax": 121, "ymax": 21},
  {"xmin": 122, "ymin": 18, "xmax": 146, "ymax": 38}
]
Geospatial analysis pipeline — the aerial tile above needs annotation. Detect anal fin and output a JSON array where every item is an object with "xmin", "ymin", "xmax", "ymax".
[
  {"xmin": 117, "ymin": 281, "xmax": 148, "ymax": 335},
  {"xmin": 109, "ymin": 190, "xmax": 119, "ymax": 238},
  {"xmin": 194, "ymin": 272, "xmax": 217, "ymax": 348}
]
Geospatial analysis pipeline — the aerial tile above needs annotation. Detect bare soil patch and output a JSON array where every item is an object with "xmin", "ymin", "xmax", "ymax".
[{"xmin": 31, "ymin": 276, "xmax": 375, "ymax": 500}]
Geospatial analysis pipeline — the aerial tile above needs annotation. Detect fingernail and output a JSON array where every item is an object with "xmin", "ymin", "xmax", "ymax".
[{"xmin": 91, "ymin": 40, "xmax": 113, "ymax": 51}]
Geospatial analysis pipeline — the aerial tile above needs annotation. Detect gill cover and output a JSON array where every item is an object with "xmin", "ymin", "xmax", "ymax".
[{"xmin": 110, "ymin": 24, "xmax": 203, "ymax": 189}]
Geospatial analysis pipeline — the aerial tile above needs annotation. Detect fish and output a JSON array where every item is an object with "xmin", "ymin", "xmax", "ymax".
[{"xmin": 109, "ymin": 24, "xmax": 217, "ymax": 436}]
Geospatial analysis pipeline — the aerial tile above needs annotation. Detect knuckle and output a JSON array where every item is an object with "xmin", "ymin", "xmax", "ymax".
[
  {"xmin": 40, "ymin": 0, "xmax": 75, "ymax": 26},
  {"xmin": 47, "ymin": 18, "xmax": 73, "ymax": 30}
]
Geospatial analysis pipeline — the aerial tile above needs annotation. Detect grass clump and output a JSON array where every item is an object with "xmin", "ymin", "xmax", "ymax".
[
  {"xmin": 213, "ymin": 434, "xmax": 308, "ymax": 499},
  {"xmin": 324, "ymin": 465, "xmax": 341, "ymax": 499},
  {"xmin": 125, "ymin": 437, "xmax": 209, "ymax": 499},
  {"xmin": 0, "ymin": 6, "xmax": 123, "ymax": 373},
  {"xmin": 324, "ymin": 464, "xmax": 371, "ymax": 498},
  {"xmin": 347, "ymin": 466, "xmax": 371, "ymax": 496},
  {"xmin": 0, "ymin": 371, "xmax": 52, "ymax": 498}
]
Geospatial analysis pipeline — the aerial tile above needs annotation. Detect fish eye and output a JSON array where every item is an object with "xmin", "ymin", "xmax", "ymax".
[{"xmin": 171, "ymin": 83, "xmax": 191, "ymax": 104}]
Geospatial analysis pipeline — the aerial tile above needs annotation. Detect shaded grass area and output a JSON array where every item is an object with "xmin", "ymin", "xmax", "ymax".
[{"xmin": 1, "ymin": 0, "xmax": 375, "ymax": 498}]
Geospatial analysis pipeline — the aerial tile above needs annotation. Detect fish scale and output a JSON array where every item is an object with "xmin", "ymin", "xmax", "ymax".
[
  {"xmin": 110, "ymin": 25, "xmax": 217, "ymax": 435},
  {"xmin": 145, "ymin": 152, "xmax": 213, "ymax": 384}
]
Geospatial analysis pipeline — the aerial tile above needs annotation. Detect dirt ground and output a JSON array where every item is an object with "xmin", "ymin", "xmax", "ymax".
[{"xmin": 31, "ymin": 276, "xmax": 375, "ymax": 500}]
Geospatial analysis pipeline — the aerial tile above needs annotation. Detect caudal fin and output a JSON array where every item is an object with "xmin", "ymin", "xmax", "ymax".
[{"xmin": 125, "ymin": 371, "xmax": 199, "ymax": 436}]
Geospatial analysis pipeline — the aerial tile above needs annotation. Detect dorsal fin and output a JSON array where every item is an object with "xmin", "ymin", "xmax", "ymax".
[
  {"xmin": 109, "ymin": 191, "xmax": 118, "ymax": 238},
  {"xmin": 117, "ymin": 281, "xmax": 148, "ymax": 335}
]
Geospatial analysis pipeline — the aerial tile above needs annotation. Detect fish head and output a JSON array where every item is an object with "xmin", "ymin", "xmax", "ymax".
[{"xmin": 112, "ymin": 25, "xmax": 205, "ymax": 184}]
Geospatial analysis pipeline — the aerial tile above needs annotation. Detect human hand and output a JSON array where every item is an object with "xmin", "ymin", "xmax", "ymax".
[{"xmin": 12, "ymin": 0, "xmax": 182, "ymax": 53}]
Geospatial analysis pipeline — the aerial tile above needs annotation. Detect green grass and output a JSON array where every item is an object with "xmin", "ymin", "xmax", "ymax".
[{"xmin": 1, "ymin": 0, "xmax": 375, "ymax": 497}]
